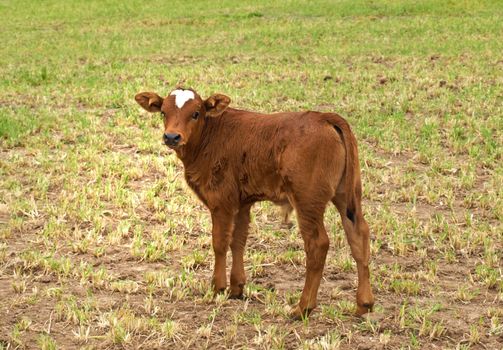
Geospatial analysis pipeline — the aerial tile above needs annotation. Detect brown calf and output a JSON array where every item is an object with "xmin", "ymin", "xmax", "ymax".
[{"xmin": 135, "ymin": 88, "xmax": 374, "ymax": 319}]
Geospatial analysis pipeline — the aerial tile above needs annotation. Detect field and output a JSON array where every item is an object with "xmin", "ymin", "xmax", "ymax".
[{"xmin": 1, "ymin": 0, "xmax": 502, "ymax": 349}]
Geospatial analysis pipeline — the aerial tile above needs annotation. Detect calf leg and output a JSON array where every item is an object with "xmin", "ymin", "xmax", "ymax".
[
  {"xmin": 229, "ymin": 204, "xmax": 252, "ymax": 298},
  {"xmin": 279, "ymin": 202, "xmax": 293, "ymax": 226},
  {"xmin": 333, "ymin": 195, "xmax": 374, "ymax": 315},
  {"xmin": 290, "ymin": 206, "xmax": 330, "ymax": 319},
  {"xmin": 210, "ymin": 210, "xmax": 235, "ymax": 293}
]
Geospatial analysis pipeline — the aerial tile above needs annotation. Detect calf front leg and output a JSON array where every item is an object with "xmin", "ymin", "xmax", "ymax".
[
  {"xmin": 211, "ymin": 210, "xmax": 235, "ymax": 293},
  {"xmin": 229, "ymin": 204, "xmax": 252, "ymax": 298}
]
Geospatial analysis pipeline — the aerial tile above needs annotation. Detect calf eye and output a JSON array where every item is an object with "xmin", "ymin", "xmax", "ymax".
[{"xmin": 192, "ymin": 111, "xmax": 200, "ymax": 120}]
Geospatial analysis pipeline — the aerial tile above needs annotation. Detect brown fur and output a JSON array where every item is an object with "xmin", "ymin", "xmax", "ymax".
[{"xmin": 135, "ymin": 88, "xmax": 374, "ymax": 319}]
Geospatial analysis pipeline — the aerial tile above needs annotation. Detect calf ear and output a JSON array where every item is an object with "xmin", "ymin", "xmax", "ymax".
[
  {"xmin": 204, "ymin": 94, "xmax": 231, "ymax": 117},
  {"xmin": 135, "ymin": 92, "xmax": 164, "ymax": 113}
]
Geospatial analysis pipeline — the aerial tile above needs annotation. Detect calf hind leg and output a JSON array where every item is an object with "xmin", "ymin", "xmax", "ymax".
[
  {"xmin": 279, "ymin": 201, "xmax": 294, "ymax": 227},
  {"xmin": 290, "ymin": 206, "xmax": 330, "ymax": 320},
  {"xmin": 333, "ymin": 195, "xmax": 374, "ymax": 315}
]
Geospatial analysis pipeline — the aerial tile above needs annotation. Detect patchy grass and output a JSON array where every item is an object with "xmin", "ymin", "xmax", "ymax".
[{"xmin": 0, "ymin": 0, "xmax": 502, "ymax": 348}]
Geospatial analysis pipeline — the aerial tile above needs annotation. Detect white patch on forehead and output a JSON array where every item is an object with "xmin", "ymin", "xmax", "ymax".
[{"xmin": 170, "ymin": 89, "xmax": 195, "ymax": 109}]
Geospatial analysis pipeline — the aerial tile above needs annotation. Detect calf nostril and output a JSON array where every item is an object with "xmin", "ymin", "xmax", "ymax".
[{"xmin": 174, "ymin": 134, "xmax": 181, "ymax": 142}]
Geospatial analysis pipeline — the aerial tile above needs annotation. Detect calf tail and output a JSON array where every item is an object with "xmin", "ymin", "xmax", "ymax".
[{"xmin": 328, "ymin": 114, "xmax": 361, "ymax": 223}]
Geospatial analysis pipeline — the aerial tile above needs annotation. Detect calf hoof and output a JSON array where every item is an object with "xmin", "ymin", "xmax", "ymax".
[
  {"xmin": 280, "ymin": 221, "xmax": 294, "ymax": 229},
  {"xmin": 289, "ymin": 304, "xmax": 314, "ymax": 321},
  {"xmin": 229, "ymin": 284, "xmax": 245, "ymax": 300},
  {"xmin": 213, "ymin": 287, "xmax": 226, "ymax": 295},
  {"xmin": 229, "ymin": 292, "xmax": 245, "ymax": 300},
  {"xmin": 211, "ymin": 277, "xmax": 227, "ymax": 295},
  {"xmin": 356, "ymin": 302, "xmax": 374, "ymax": 316}
]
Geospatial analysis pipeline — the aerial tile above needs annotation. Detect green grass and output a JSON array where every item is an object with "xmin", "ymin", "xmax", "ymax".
[{"xmin": 1, "ymin": 0, "xmax": 502, "ymax": 348}]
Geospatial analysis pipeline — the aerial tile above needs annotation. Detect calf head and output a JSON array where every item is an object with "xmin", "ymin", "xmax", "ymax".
[{"xmin": 135, "ymin": 88, "xmax": 230, "ymax": 148}]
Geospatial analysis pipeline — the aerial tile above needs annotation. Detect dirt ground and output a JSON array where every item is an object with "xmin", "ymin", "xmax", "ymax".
[{"xmin": 1, "ymin": 147, "xmax": 501, "ymax": 349}]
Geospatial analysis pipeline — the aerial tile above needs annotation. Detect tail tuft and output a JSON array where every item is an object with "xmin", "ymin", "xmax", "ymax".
[{"xmin": 346, "ymin": 208, "xmax": 355, "ymax": 223}]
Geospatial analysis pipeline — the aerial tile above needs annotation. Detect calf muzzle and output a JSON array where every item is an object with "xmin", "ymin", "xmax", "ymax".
[{"xmin": 163, "ymin": 133, "xmax": 182, "ymax": 147}]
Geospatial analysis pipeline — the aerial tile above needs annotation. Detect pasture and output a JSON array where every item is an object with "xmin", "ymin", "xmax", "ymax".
[{"xmin": 0, "ymin": 0, "xmax": 502, "ymax": 349}]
